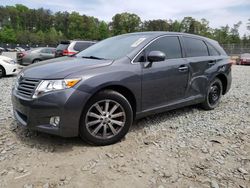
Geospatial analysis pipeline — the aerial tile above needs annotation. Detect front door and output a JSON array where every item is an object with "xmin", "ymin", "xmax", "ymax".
[{"xmin": 139, "ymin": 36, "xmax": 189, "ymax": 111}]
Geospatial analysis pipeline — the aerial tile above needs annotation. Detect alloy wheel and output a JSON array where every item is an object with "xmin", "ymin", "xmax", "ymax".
[
  {"xmin": 85, "ymin": 99, "xmax": 126, "ymax": 139},
  {"xmin": 208, "ymin": 83, "xmax": 221, "ymax": 106}
]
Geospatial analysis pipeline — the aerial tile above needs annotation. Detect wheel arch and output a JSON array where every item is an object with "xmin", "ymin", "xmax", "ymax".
[
  {"xmin": 32, "ymin": 58, "xmax": 42, "ymax": 63},
  {"xmin": 215, "ymin": 73, "xmax": 228, "ymax": 95},
  {"xmin": 0, "ymin": 65, "xmax": 6, "ymax": 77},
  {"xmin": 85, "ymin": 85, "xmax": 137, "ymax": 119}
]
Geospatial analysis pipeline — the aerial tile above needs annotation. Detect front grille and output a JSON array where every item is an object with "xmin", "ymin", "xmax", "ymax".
[{"xmin": 17, "ymin": 77, "xmax": 40, "ymax": 98}]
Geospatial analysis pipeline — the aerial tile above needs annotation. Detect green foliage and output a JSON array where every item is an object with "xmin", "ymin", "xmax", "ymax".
[
  {"xmin": 143, "ymin": 19, "xmax": 170, "ymax": 31},
  {"xmin": 111, "ymin": 12, "xmax": 141, "ymax": 35},
  {"xmin": 98, "ymin": 21, "xmax": 109, "ymax": 40},
  {"xmin": 0, "ymin": 4, "xmax": 249, "ymax": 46},
  {"xmin": 0, "ymin": 26, "xmax": 16, "ymax": 43},
  {"xmin": 68, "ymin": 12, "xmax": 85, "ymax": 39}
]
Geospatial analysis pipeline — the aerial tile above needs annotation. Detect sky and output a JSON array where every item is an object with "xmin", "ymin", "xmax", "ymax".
[{"xmin": 1, "ymin": 0, "xmax": 250, "ymax": 36}]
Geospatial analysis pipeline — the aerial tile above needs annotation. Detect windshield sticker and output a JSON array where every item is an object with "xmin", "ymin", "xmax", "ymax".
[{"xmin": 131, "ymin": 37, "xmax": 146, "ymax": 47}]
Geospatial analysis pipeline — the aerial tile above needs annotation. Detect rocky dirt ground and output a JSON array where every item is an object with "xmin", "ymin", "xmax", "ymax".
[{"xmin": 0, "ymin": 65, "xmax": 249, "ymax": 188}]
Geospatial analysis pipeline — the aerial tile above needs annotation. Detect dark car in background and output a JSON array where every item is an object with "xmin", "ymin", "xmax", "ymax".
[
  {"xmin": 55, "ymin": 40, "xmax": 96, "ymax": 57},
  {"xmin": 15, "ymin": 47, "xmax": 25, "ymax": 52},
  {"xmin": 12, "ymin": 32, "xmax": 231, "ymax": 146},
  {"xmin": 239, "ymin": 53, "xmax": 250, "ymax": 65},
  {"xmin": 0, "ymin": 47, "xmax": 3, "ymax": 55},
  {"xmin": 17, "ymin": 47, "xmax": 56, "ymax": 66}
]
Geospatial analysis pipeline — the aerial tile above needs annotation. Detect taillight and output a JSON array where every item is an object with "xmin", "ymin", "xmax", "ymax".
[
  {"xmin": 19, "ymin": 52, "xmax": 26, "ymax": 58},
  {"xmin": 62, "ymin": 50, "xmax": 75, "ymax": 56}
]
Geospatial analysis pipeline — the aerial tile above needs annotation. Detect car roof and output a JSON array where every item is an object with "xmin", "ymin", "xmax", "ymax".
[
  {"xmin": 120, "ymin": 31, "xmax": 218, "ymax": 43},
  {"xmin": 60, "ymin": 40, "xmax": 96, "ymax": 44}
]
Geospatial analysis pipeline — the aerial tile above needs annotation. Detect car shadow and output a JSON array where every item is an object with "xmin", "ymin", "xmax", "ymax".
[
  {"xmin": 11, "ymin": 104, "xmax": 201, "ymax": 153},
  {"xmin": 4, "ymin": 75, "xmax": 17, "ymax": 78}
]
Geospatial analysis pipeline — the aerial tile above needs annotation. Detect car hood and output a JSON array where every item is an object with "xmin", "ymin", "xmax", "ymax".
[{"xmin": 22, "ymin": 56, "xmax": 113, "ymax": 79}]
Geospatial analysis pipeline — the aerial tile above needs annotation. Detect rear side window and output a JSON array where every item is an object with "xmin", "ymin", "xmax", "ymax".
[
  {"xmin": 40, "ymin": 49, "xmax": 48, "ymax": 53},
  {"xmin": 73, "ymin": 42, "xmax": 92, "ymax": 52},
  {"xmin": 183, "ymin": 37, "xmax": 209, "ymax": 57},
  {"xmin": 206, "ymin": 42, "xmax": 220, "ymax": 56},
  {"xmin": 145, "ymin": 36, "xmax": 182, "ymax": 59}
]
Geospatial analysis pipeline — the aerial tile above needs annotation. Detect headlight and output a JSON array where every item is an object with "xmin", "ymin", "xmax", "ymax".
[
  {"xmin": 33, "ymin": 78, "xmax": 81, "ymax": 98},
  {"xmin": 13, "ymin": 72, "xmax": 23, "ymax": 90},
  {"xmin": 3, "ymin": 59, "xmax": 16, "ymax": 64}
]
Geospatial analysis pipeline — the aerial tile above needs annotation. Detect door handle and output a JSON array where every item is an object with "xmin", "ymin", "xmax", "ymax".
[
  {"xmin": 208, "ymin": 60, "xmax": 216, "ymax": 66},
  {"xmin": 178, "ymin": 65, "xmax": 188, "ymax": 72}
]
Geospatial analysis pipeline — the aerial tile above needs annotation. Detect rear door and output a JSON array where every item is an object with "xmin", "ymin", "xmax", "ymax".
[
  {"xmin": 40, "ymin": 48, "xmax": 55, "ymax": 60},
  {"xmin": 139, "ymin": 36, "xmax": 190, "ymax": 110},
  {"xmin": 182, "ymin": 36, "xmax": 214, "ymax": 97}
]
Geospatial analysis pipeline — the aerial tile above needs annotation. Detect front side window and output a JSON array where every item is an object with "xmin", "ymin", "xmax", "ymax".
[
  {"xmin": 183, "ymin": 37, "xmax": 209, "ymax": 57},
  {"xmin": 146, "ymin": 36, "xmax": 182, "ymax": 59},
  {"xmin": 134, "ymin": 36, "xmax": 182, "ymax": 62}
]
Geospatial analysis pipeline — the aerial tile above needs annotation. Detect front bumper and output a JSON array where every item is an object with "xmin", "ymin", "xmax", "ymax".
[
  {"xmin": 241, "ymin": 61, "xmax": 250, "ymax": 65},
  {"xmin": 4, "ymin": 63, "xmax": 20, "ymax": 75},
  {"xmin": 17, "ymin": 58, "xmax": 32, "ymax": 66},
  {"xmin": 12, "ymin": 88, "xmax": 91, "ymax": 137}
]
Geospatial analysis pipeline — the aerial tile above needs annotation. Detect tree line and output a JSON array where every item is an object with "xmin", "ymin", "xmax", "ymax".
[{"xmin": 0, "ymin": 4, "xmax": 250, "ymax": 46}]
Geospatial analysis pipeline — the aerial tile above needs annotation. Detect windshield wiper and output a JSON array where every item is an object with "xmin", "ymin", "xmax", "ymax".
[{"xmin": 82, "ymin": 56, "xmax": 106, "ymax": 60}]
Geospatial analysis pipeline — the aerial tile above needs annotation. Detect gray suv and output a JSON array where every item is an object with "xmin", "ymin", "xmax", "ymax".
[
  {"xmin": 17, "ymin": 47, "xmax": 56, "ymax": 65},
  {"xmin": 12, "ymin": 32, "xmax": 232, "ymax": 145}
]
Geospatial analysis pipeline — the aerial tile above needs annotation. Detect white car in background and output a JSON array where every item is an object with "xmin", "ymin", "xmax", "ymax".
[{"xmin": 0, "ymin": 55, "xmax": 19, "ymax": 78}]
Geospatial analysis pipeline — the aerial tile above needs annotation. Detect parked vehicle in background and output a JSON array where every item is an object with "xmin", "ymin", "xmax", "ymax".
[
  {"xmin": 0, "ymin": 47, "xmax": 4, "ymax": 55},
  {"xmin": 55, "ymin": 40, "xmax": 96, "ymax": 57},
  {"xmin": 24, "ymin": 46, "xmax": 31, "ymax": 51},
  {"xmin": 15, "ymin": 47, "xmax": 25, "ymax": 52},
  {"xmin": 239, "ymin": 53, "xmax": 250, "ymax": 65},
  {"xmin": 12, "ymin": 32, "xmax": 232, "ymax": 145},
  {"xmin": 17, "ymin": 47, "xmax": 56, "ymax": 66},
  {"xmin": 0, "ymin": 55, "xmax": 19, "ymax": 78},
  {"xmin": 5, "ymin": 48, "xmax": 15, "ymax": 52}
]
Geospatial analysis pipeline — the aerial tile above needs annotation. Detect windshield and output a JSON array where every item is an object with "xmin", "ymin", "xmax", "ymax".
[
  {"xmin": 76, "ymin": 34, "xmax": 149, "ymax": 60},
  {"xmin": 56, "ymin": 43, "xmax": 69, "ymax": 51}
]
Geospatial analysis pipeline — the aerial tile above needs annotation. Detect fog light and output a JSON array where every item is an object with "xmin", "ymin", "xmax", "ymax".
[{"xmin": 50, "ymin": 116, "xmax": 60, "ymax": 127}]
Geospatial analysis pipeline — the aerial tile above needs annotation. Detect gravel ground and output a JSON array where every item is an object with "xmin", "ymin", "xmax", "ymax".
[{"xmin": 0, "ymin": 65, "xmax": 249, "ymax": 188}]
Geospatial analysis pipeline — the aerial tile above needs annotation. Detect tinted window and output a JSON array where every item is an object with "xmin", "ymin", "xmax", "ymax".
[
  {"xmin": 73, "ymin": 42, "xmax": 93, "ymax": 52},
  {"xmin": 145, "ymin": 36, "xmax": 182, "ymax": 59},
  {"xmin": 56, "ymin": 44, "xmax": 69, "ymax": 51},
  {"xmin": 183, "ymin": 37, "xmax": 209, "ymax": 57},
  {"xmin": 206, "ymin": 42, "xmax": 220, "ymax": 56}
]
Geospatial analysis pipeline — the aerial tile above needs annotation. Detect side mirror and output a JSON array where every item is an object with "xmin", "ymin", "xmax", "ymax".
[{"xmin": 147, "ymin": 51, "xmax": 166, "ymax": 63}]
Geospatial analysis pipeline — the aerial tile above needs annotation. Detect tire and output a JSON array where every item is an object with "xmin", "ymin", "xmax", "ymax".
[
  {"xmin": 201, "ymin": 78, "xmax": 223, "ymax": 110},
  {"xmin": 0, "ymin": 66, "xmax": 5, "ymax": 78},
  {"xmin": 32, "ymin": 59, "xmax": 41, "ymax": 64},
  {"xmin": 79, "ymin": 90, "xmax": 133, "ymax": 146}
]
